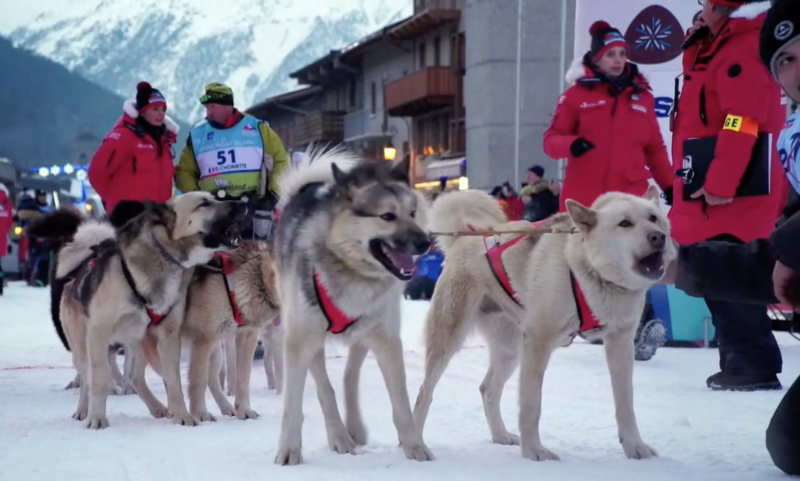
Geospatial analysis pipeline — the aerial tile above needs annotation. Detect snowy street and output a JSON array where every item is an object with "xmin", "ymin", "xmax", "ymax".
[{"xmin": 1, "ymin": 281, "xmax": 797, "ymax": 481}]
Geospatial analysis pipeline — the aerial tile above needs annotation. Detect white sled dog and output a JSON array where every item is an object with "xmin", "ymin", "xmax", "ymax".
[
  {"xmin": 413, "ymin": 185, "xmax": 676, "ymax": 460},
  {"xmin": 273, "ymin": 147, "xmax": 434, "ymax": 465}
]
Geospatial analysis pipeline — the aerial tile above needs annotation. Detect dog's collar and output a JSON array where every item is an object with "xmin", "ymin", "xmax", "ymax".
[{"xmin": 151, "ymin": 231, "xmax": 183, "ymax": 267}]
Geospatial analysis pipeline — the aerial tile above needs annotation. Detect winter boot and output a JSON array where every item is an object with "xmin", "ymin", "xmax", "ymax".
[
  {"xmin": 709, "ymin": 372, "xmax": 782, "ymax": 392},
  {"xmin": 634, "ymin": 318, "xmax": 667, "ymax": 361}
]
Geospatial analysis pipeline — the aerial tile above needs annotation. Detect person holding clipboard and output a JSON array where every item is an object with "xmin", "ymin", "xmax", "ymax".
[{"xmin": 668, "ymin": 0, "xmax": 788, "ymax": 392}]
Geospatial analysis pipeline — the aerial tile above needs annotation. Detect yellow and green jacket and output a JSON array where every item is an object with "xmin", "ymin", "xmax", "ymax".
[{"xmin": 174, "ymin": 111, "xmax": 289, "ymax": 198}]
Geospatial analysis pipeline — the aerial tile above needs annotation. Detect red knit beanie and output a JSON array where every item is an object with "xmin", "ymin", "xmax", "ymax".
[{"xmin": 589, "ymin": 20, "xmax": 628, "ymax": 61}]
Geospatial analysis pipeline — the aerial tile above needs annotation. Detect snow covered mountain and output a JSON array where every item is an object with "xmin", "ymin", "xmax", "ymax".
[{"xmin": 0, "ymin": 0, "xmax": 411, "ymax": 123}]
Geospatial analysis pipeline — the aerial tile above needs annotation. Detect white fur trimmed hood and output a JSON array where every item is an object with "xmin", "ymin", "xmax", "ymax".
[
  {"xmin": 731, "ymin": 0, "xmax": 771, "ymax": 20},
  {"xmin": 564, "ymin": 56, "xmax": 652, "ymax": 87},
  {"xmin": 122, "ymin": 99, "xmax": 179, "ymax": 134}
]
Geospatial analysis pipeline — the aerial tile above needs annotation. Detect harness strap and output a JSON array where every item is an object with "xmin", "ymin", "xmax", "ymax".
[
  {"xmin": 118, "ymin": 255, "xmax": 172, "ymax": 327},
  {"xmin": 215, "ymin": 253, "xmax": 246, "ymax": 327},
  {"xmin": 482, "ymin": 222, "xmax": 603, "ymax": 335},
  {"xmin": 484, "ymin": 235, "xmax": 526, "ymax": 307},
  {"xmin": 313, "ymin": 270, "xmax": 358, "ymax": 334}
]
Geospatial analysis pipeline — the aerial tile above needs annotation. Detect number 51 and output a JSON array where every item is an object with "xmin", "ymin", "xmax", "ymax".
[{"xmin": 217, "ymin": 149, "xmax": 237, "ymax": 165}]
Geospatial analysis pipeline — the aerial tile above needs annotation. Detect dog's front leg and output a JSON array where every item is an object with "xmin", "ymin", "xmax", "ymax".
[
  {"xmin": 344, "ymin": 343, "xmax": 369, "ymax": 446},
  {"xmin": 604, "ymin": 327, "xmax": 657, "ymax": 459},
  {"xmin": 157, "ymin": 331, "xmax": 196, "ymax": 426},
  {"xmin": 224, "ymin": 332, "xmax": 237, "ymax": 396},
  {"xmin": 120, "ymin": 343, "xmax": 137, "ymax": 395},
  {"xmin": 233, "ymin": 329, "xmax": 260, "ymax": 420},
  {"xmin": 274, "ymin": 323, "xmax": 319, "ymax": 466},
  {"xmin": 130, "ymin": 342, "xmax": 168, "ymax": 419},
  {"xmin": 518, "ymin": 329, "xmax": 559, "ymax": 461},
  {"xmin": 85, "ymin": 325, "xmax": 114, "ymax": 429},
  {"xmin": 208, "ymin": 341, "xmax": 236, "ymax": 416},
  {"xmin": 188, "ymin": 338, "xmax": 217, "ymax": 422},
  {"xmin": 309, "ymin": 349, "xmax": 357, "ymax": 454},
  {"xmin": 367, "ymin": 331, "xmax": 434, "ymax": 462}
]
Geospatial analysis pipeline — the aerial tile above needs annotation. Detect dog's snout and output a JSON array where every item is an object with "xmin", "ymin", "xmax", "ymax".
[
  {"xmin": 647, "ymin": 231, "xmax": 666, "ymax": 249},
  {"xmin": 413, "ymin": 235, "xmax": 432, "ymax": 255}
]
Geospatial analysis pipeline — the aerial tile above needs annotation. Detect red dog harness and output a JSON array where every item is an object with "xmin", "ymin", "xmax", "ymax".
[
  {"xmin": 483, "ymin": 229, "xmax": 602, "ymax": 336},
  {"xmin": 313, "ymin": 271, "xmax": 358, "ymax": 334},
  {"xmin": 214, "ymin": 253, "xmax": 246, "ymax": 327}
]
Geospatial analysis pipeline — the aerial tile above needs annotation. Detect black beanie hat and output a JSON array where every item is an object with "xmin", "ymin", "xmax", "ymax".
[
  {"xmin": 760, "ymin": 0, "xmax": 800, "ymax": 79},
  {"xmin": 135, "ymin": 81, "xmax": 167, "ymax": 112},
  {"xmin": 589, "ymin": 20, "xmax": 628, "ymax": 61}
]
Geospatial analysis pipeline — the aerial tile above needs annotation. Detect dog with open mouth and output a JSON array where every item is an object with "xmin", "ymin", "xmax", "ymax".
[
  {"xmin": 271, "ymin": 146, "xmax": 433, "ymax": 466},
  {"xmin": 412, "ymin": 185, "xmax": 676, "ymax": 461},
  {"xmin": 33, "ymin": 192, "xmax": 246, "ymax": 429}
]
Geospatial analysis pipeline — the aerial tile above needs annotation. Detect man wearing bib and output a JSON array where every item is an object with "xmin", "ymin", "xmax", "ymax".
[{"xmin": 175, "ymin": 82, "xmax": 289, "ymax": 240}]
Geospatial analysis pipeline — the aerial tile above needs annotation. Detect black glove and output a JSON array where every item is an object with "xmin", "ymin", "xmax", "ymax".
[
  {"xmin": 662, "ymin": 186, "xmax": 673, "ymax": 206},
  {"xmin": 570, "ymin": 138, "xmax": 595, "ymax": 158}
]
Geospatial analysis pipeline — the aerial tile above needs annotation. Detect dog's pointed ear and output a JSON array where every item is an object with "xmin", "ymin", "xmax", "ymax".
[
  {"xmin": 109, "ymin": 200, "xmax": 146, "ymax": 228},
  {"xmin": 331, "ymin": 163, "xmax": 347, "ymax": 184},
  {"xmin": 565, "ymin": 199, "xmax": 597, "ymax": 232},
  {"xmin": 389, "ymin": 156, "xmax": 410, "ymax": 185},
  {"xmin": 643, "ymin": 184, "xmax": 661, "ymax": 205}
]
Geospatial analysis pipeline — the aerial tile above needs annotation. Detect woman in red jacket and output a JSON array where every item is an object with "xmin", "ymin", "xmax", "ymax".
[
  {"xmin": 543, "ymin": 20, "xmax": 674, "ymax": 212},
  {"xmin": 88, "ymin": 82, "xmax": 178, "ymax": 214},
  {"xmin": 0, "ymin": 182, "xmax": 13, "ymax": 295}
]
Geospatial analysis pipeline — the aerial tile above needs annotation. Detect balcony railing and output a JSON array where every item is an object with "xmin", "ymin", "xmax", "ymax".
[
  {"xmin": 385, "ymin": 67, "xmax": 457, "ymax": 117},
  {"xmin": 294, "ymin": 110, "xmax": 345, "ymax": 147}
]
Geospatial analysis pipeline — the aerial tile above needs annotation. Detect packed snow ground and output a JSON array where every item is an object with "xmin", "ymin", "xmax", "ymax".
[{"xmin": 1, "ymin": 281, "xmax": 797, "ymax": 481}]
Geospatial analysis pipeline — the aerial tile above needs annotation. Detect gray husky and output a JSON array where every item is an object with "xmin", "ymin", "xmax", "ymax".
[
  {"xmin": 273, "ymin": 148, "xmax": 434, "ymax": 465},
  {"xmin": 39, "ymin": 193, "xmax": 245, "ymax": 429}
]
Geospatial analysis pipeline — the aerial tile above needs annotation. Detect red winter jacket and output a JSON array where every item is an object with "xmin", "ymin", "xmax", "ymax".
[
  {"xmin": 543, "ymin": 58, "xmax": 674, "ymax": 211},
  {"xmin": 88, "ymin": 101, "xmax": 178, "ymax": 214},
  {"xmin": 0, "ymin": 184, "xmax": 12, "ymax": 257},
  {"xmin": 669, "ymin": 3, "xmax": 787, "ymax": 244}
]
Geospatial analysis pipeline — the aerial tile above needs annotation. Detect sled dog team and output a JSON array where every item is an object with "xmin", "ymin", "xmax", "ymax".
[{"xmin": 33, "ymin": 147, "xmax": 675, "ymax": 465}]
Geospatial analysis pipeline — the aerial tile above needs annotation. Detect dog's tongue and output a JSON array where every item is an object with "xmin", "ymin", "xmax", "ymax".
[{"xmin": 387, "ymin": 249, "xmax": 416, "ymax": 272}]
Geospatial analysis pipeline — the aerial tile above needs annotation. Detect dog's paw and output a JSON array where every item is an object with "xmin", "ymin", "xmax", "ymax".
[
  {"xmin": 193, "ymin": 411, "xmax": 217, "ymax": 423},
  {"xmin": 219, "ymin": 404, "xmax": 236, "ymax": 417},
  {"xmin": 328, "ymin": 429, "xmax": 357, "ymax": 455},
  {"xmin": 401, "ymin": 441, "xmax": 435, "ymax": 462},
  {"xmin": 235, "ymin": 407, "xmax": 259, "ymax": 420},
  {"xmin": 85, "ymin": 415, "xmax": 110, "ymax": 430},
  {"xmin": 72, "ymin": 410, "xmax": 87, "ymax": 421},
  {"xmin": 149, "ymin": 404, "xmax": 169, "ymax": 419},
  {"xmin": 622, "ymin": 441, "xmax": 658, "ymax": 460},
  {"xmin": 521, "ymin": 444, "xmax": 560, "ymax": 461},
  {"xmin": 65, "ymin": 379, "xmax": 80, "ymax": 390},
  {"xmin": 346, "ymin": 419, "xmax": 369, "ymax": 446},
  {"xmin": 492, "ymin": 432, "xmax": 521, "ymax": 446},
  {"xmin": 274, "ymin": 446, "xmax": 303, "ymax": 466},
  {"xmin": 171, "ymin": 411, "xmax": 200, "ymax": 427},
  {"xmin": 108, "ymin": 385, "xmax": 122, "ymax": 396}
]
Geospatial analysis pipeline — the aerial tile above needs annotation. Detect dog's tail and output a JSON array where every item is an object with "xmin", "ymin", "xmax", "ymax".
[
  {"xmin": 429, "ymin": 190, "xmax": 507, "ymax": 255},
  {"xmin": 28, "ymin": 209, "xmax": 88, "ymax": 351},
  {"xmin": 27, "ymin": 208, "xmax": 84, "ymax": 240},
  {"xmin": 54, "ymin": 221, "xmax": 115, "ymax": 279},
  {"xmin": 276, "ymin": 144, "xmax": 360, "ymax": 210}
]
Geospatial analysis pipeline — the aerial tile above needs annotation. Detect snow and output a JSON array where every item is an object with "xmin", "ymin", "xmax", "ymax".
[{"xmin": 1, "ymin": 280, "xmax": 797, "ymax": 481}]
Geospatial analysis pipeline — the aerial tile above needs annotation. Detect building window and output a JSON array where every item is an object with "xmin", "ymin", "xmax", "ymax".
[
  {"xmin": 418, "ymin": 42, "xmax": 426, "ymax": 70},
  {"xmin": 433, "ymin": 36, "xmax": 441, "ymax": 67},
  {"xmin": 370, "ymin": 82, "xmax": 376, "ymax": 114}
]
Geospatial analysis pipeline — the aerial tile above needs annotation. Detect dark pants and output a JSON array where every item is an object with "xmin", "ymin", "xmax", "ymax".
[
  {"xmin": 705, "ymin": 234, "xmax": 782, "ymax": 375},
  {"xmin": 767, "ymin": 373, "xmax": 800, "ymax": 475}
]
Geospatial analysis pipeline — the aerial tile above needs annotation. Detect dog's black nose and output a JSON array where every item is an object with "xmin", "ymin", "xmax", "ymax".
[
  {"xmin": 648, "ymin": 231, "xmax": 666, "ymax": 249},
  {"xmin": 413, "ymin": 235, "xmax": 431, "ymax": 254}
]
